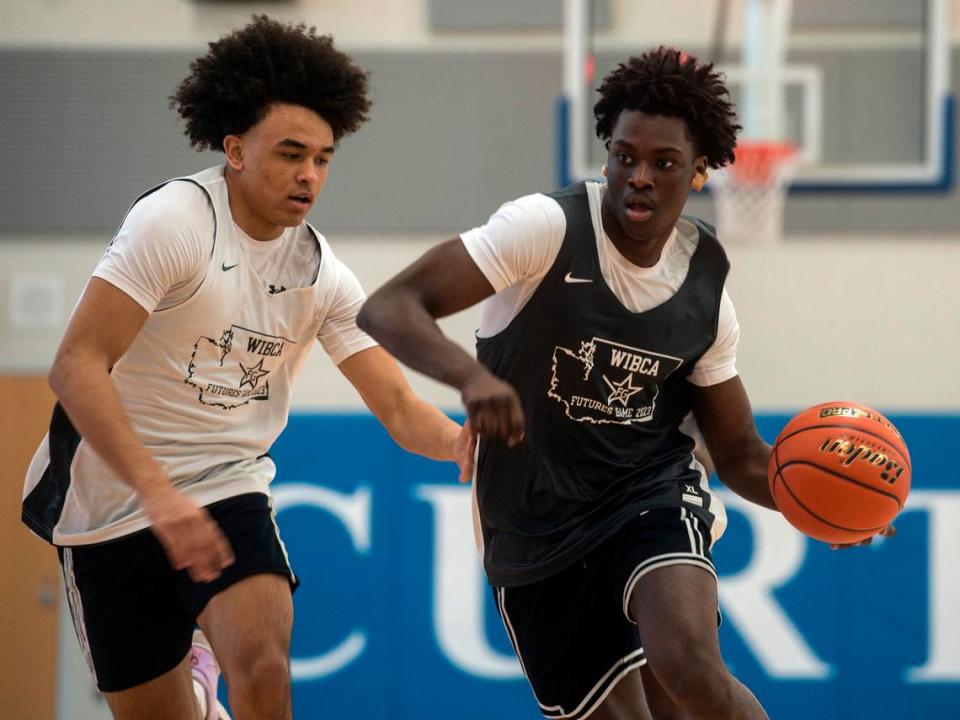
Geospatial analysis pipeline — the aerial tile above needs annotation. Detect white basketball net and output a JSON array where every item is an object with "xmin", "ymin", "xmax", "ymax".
[{"xmin": 710, "ymin": 141, "xmax": 796, "ymax": 246}]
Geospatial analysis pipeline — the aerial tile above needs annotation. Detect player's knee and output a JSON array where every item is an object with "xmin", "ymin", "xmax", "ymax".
[
  {"xmin": 249, "ymin": 650, "xmax": 290, "ymax": 692},
  {"xmin": 647, "ymin": 695, "xmax": 695, "ymax": 720},
  {"xmin": 650, "ymin": 650, "xmax": 734, "ymax": 716},
  {"xmin": 229, "ymin": 645, "xmax": 290, "ymax": 696}
]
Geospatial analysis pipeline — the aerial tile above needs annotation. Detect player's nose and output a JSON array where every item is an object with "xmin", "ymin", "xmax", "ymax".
[{"xmin": 629, "ymin": 163, "xmax": 654, "ymax": 188}]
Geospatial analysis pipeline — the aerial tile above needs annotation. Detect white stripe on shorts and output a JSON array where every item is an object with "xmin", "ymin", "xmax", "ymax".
[
  {"xmin": 546, "ymin": 648, "xmax": 647, "ymax": 719},
  {"xmin": 681, "ymin": 507, "xmax": 698, "ymax": 552},
  {"xmin": 62, "ymin": 548, "xmax": 99, "ymax": 687},
  {"xmin": 682, "ymin": 507, "xmax": 705, "ymax": 556},
  {"xmin": 267, "ymin": 495, "xmax": 297, "ymax": 586},
  {"xmin": 494, "ymin": 589, "xmax": 539, "ymax": 699}
]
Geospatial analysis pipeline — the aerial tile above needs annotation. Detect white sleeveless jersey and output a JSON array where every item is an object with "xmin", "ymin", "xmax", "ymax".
[{"xmin": 22, "ymin": 166, "xmax": 375, "ymax": 546}]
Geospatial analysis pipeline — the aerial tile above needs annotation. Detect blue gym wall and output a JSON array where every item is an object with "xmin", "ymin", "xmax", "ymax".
[{"xmin": 260, "ymin": 412, "xmax": 959, "ymax": 719}]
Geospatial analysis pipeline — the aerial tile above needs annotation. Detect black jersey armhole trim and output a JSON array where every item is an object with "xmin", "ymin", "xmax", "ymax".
[
  {"xmin": 22, "ymin": 403, "xmax": 83, "ymax": 544},
  {"xmin": 681, "ymin": 215, "xmax": 730, "ymax": 341},
  {"xmin": 303, "ymin": 222, "xmax": 325, "ymax": 287}
]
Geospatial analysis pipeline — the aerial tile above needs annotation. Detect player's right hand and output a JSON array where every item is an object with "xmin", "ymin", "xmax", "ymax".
[
  {"xmin": 461, "ymin": 369, "xmax": 525, "ymax": 446},
  {"xmin": 140, "ymin": 485, "xmax": 235, "ymax": 583},
  {"xmin": 829, "ymin": 524, "xmax": 897, "ymax": 550}
]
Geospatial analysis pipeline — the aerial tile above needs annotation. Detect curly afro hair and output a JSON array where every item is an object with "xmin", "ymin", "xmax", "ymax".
[
  {"xmin": 593, "ymin": 47, "xmax": 740, "ymax": 169},
  {"xmin": 172, "ymin": 15, "xmax": 371, "ymax": 151}
]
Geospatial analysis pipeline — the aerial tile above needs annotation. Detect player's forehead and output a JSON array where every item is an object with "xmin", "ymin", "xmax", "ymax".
[
  {"xmin": 610, "ymin": 110, "xmax": 695, "ymax": 154},
  {"xmin": 252, "ymin": 102, "xmax": 335, "ymax": 151}
]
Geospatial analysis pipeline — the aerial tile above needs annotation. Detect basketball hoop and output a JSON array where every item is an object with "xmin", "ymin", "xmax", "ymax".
[{"xmin": 710, "ymin": 140, "xmax": 796, "ymax": 246}]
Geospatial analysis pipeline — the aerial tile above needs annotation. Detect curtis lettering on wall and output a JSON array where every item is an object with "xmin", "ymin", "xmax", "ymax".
[{"xmin": 265, "ymin": 413, "xmax": 959, "ymax": 719}]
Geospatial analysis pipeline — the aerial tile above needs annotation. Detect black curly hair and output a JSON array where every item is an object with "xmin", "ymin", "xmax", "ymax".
[
  {"xmin": 172, "ymin": 15, "xmax": 371, "ymax": 151},
  {"xmin": 593, "ymin": 47, "xmax": 739, "ymax": 168}
]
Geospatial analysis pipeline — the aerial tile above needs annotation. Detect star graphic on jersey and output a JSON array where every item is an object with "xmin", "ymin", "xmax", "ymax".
[
  {"xmin": 603, "ymin": 372, "xmax": 643, "ymax": 407},
  {"xmin": 238, "ymin": 358, "xmax": 270, "ymax": 390}
]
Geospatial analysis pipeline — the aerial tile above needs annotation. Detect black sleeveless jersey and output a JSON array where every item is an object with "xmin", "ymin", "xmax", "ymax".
[{"xmin": 475, "ymin": 182, "xmax": 730, "ymax": 587}]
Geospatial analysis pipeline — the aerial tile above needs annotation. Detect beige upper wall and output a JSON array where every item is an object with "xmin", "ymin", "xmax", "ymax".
[
  {"xmin": 2, "ymin": 233, "xmax": 959, "ymax": 412},
  {"xmin": 0, "ymin": 0, "xmax": 427, "ymax": 49},
  {"xmin": 2, "ymin": 0, "xmax": 957, "ymax": 48}
]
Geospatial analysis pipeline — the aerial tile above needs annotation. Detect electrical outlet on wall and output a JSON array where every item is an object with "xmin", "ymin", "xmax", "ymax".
[{"xmin": 8, "ymin": 272, "xmax": 64, "ymax": 331}]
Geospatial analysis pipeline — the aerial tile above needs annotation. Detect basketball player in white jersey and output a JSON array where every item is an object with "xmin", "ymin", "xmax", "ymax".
[{"xmin": 21, "ymin": 16, "xmax": 471, "ymax": 720}]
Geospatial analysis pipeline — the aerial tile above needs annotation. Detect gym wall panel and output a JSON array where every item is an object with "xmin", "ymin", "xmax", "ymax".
[{"xmin": 1, "ymin": 49, "xmax": 958, "ymax": 236}]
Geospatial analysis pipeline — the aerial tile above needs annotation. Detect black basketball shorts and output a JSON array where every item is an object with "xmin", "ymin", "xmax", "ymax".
[
  {"xmin": 58, "ymin": 492, "xmax": 298, "ymax": 692},
  {"xmin": 493, "ymin": 507, "xmax": 717, "ymax": 720}
]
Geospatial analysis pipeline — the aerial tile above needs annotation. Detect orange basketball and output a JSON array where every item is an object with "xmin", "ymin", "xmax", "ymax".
[{"xmin": 768, "ymin": 401, "xmax": 911, "ymax": 544}]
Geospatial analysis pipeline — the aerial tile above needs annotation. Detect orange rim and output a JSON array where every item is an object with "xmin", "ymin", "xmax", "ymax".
[{"xmin": 728, "ymin": 141, "xmax": 796, "ymax": 185}]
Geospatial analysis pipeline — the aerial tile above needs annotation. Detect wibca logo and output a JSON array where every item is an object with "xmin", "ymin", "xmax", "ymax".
[
  {"xmin": 548, "ymin": 337, "xmax": 682, "ymax": 424},
  {"xmin": 184, "ymin": 325, "xmax": 294, "ymax": 409}
]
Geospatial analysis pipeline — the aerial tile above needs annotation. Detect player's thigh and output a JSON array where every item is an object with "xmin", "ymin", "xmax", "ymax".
[
  {"xmin": 171, "ymin": 492, "xmax": 297, "ymax": 692},
  {"xmin": 628, "ymin": 562, "xmax": 723, "ymax": 673},
  {"xmin": 605, "ymin": 507, "xmax": 717, "ymax": 718},
  {"xmin": 103, "ymin": 653, "xmax": 198, "ymax": 720},
  {"xmin": 187, "ymin": 493, "xmax": 297, "ymax": 677},
  {"xmin": 198, "ymin": 572, "xmax": 293, "ymax": 680}
]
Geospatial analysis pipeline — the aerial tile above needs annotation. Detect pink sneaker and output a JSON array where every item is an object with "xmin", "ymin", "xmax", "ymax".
[{"xmin": 191, "ymin": 630, "xmax": 231, "ymax": 720}]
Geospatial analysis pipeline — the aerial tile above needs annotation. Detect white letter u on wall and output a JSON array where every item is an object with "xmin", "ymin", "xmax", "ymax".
[
  {"xmin": 272, "ymin": 483, "xmax": 372, "ymax": 680},
  {"xmin": 416, "ymin": 485, "xmax": 523, "ymax": 679}
]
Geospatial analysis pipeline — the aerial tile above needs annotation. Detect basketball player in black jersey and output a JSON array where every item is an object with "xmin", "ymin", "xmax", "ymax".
[{"xmin": 360, "ymin": 48, "xmax": 769, "ymax": 719}]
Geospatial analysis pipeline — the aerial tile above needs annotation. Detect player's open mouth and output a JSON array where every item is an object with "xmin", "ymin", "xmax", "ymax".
[
  {"xmin": 625, "ymin": 197, "xmax": 654, "ymax": 222},
  {"xmin": 288, "ymin": 194, "xmax": 312, "ymax": 209}
]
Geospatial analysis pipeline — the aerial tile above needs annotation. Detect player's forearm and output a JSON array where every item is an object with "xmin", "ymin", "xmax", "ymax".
[
  {"xmin": 358, "ymin": 292, "xmax": 486, "ymax": 393},
  {"xmin": 49, "ymin": 350, "xmax": 170, "ymax": 498},
  {"xmin": 715, "ymin": 438, "xmax": 776, "ymax": 510},
  {"xmin": 385, "ymin": 396, "xmax": 461, "ymax": 461}
]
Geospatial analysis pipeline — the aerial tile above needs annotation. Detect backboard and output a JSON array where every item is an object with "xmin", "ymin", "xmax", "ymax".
[{"xmin": 559, "ymin": 0, "xmax": 953, "ymax": 192}]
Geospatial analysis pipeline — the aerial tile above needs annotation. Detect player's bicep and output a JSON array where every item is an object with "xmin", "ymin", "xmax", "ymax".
[
  {"xmin": 54, "ymin": 278, "xmax": 149, "ymax": 371},
  {"xmin": 690, "ymin": 376, "xmax": 765, "ymax": 469}
]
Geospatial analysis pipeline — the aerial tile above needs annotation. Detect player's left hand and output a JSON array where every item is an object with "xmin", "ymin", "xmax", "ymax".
[
  {"xmin": 453, "ymin": 419, "xmax": 477, "ymax": 484},
  {"xmin": 829, "ymin": 525, "xmax": 896, "ymax": 550}
]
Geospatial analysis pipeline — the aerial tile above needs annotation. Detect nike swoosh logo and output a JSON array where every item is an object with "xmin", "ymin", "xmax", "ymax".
[
  {"xmin": 222, "ymin": 263, "xmax": 238, "ymax": 271},
  {"xmin": 564, "ymin": 272, "xmax": 592, "ymax": 284}
]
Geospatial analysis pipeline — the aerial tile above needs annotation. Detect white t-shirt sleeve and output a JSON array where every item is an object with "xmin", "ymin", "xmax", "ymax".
[
  {"xmin": 315, "ymin": 254, "xmax": 378, "ymax": 365},
  {"xmin": 688, "ymin": 287, "xmax": 740, "ymax": 387},
  {"xmin": 92, "ymin": 181, "xmax": 212, "ymax": 312},
  {"xmin": 459, "ymin": 193, "xmax": 567, "ymax": 290}
]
